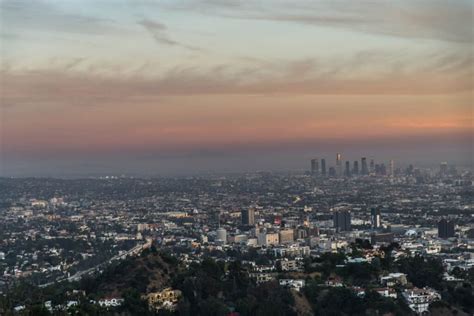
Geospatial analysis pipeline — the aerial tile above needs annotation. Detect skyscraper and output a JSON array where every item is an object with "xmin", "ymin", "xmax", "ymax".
[
  {"xmin": 361, "ymin": 157, "xmax": 368, "ymax": 175},
  {"xmin": 370, "ymin": 159, "xmax": 375, "ymax": 174},
  {"xmin": 353, "ymin": 161, "xmax": 359, "ymax": 175},
  {"xmin": 336, "ymin": 153, "xmax": 342, "ymax": 177},
  {"xmin": 345, "ymin": 161, "xmax": 351, "ymax": 177},
  {"xmin": 389, "ymin": 160, "xmax": 395, "ymax": 177},
  {"xmin": 328, "ymin": 167, "xmax": 336, "ymax": 177},
  {"xmin": 440, "ymin": 162, "xmax": 448, "ymax": 176},
  {"xmin": 333, "ymin": 210, "xmax": 351, "ymax": 232},
  {"xmin": 370, "ymin": 208, "xmax": 381, "ymax": 229},
  {"xmin": 321, "ymin": 159, "xmax": 327, "ymax": 176},
  {"xmin": 241, "ymin": 209, "xmax": 255, "ymax": 226},
  {"xmin": 380, "ymin": 163, "xmax": 386, "ymax": 176},
  {"xmin": 375, "ymin": 164, "xmax": 381, "ymax": 175},
  {"xmin": 311, "ymin": 158, "xmax": 319, "ymax": 175},
  {"xmin": 438, "ymin": 219, "xmax": 455, "ymax": 239}
]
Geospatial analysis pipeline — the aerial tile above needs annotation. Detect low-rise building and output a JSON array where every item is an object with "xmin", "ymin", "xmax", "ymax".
[
  {"xmin": 279, "ymin": 279, "xmax": 305, "ymax": 292},
  {"xmin": 402, "ymin": 287, "xmax": 440, "ymax": 314},
  {"xmin": 145, "ymin": 288, "xmax": 182, "ymax": 312}
]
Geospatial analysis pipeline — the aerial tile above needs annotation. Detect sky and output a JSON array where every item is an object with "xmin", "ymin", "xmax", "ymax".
[{"xmin": 0, "ymin": 0, "xmax": 473, "ymax": 176}]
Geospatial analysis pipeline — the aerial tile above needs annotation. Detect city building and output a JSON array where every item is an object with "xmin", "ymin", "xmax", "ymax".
[
  {"xmin": 353, "ymin": 161, "xmax": 359, "ymax": 175},
  {"xmin": 361, "ymin": 157, "xmax": 368, "ymax": 175},
  {"xmin": 380, "ymin": 273, "xmax": 408, "ymax": 287},
  {"xmin": 257, "ymin": 232, "xmax": 279, "ymax": 246},
  {"xmin": 310, "ymin": 158, "xmax": 319, "ymax": 175},
  {"xmin": 279, "ymin": 279, "xmax": 305, "ymax": 292},
  {"xmin": 438, "ymin": 219, "xmax": 455, "ymax": 239},
  {"xmin": 402, "ymin": 287, "xmax": 441, "ymax": 314},
  {"xmin": 333, "ymin": 211, "xmax": 351, "ymax": 232},
  {"xmin": 369, "ymin": 159, "xmax": 375, "ymax": 174},
  {"xmin": 371, "ymin": 208, "xmax": 381, "ymax": 229},
  {"xmin": 145, "ymin": 288, "xmax": 182, "ymax": 312},
  {"xmin": 345, "ymin": 161, "xmax": 351, "ymax": 177},
  {"xmin": 321, "ymin": 158, "xmax": 327, "ymax": 176},
  {"xmin": 440, "ymin": 162, "xmax": 448, "ymax": 175},
  {"xmin": 279, "ymin": 229, "xmax": 294, "ymax": 244},
  {"xmin": 98, "ymin": 297, "xmax": 124, "ymax": 308},
  {"xmin": 336, "ymin": 153, "xmax": 342, "ymax": 177},
  {"xmin": 277, "ymin": 258, "xmax": 300, "ymax": 271},
  {"xmin": 216, "ymin": 227, "xmax": 227, "ymax": 244},
  {"xmin": 241, "ymin": 209, "xmax": 255, "ymax": 226},
  {"xmin": 371, "ymin": 233, "xmax": 394, "ymax": 245}
]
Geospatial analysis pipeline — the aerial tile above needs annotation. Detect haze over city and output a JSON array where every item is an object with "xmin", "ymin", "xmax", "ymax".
[{"xmin": 1, "ymin": 0, "xmax": 472, "ymax": 176}]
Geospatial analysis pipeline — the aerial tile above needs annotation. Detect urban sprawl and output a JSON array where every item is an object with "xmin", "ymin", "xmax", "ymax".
[{"xmin": 0, "ymin": 155, "xmax": 473, "ymax": 315}]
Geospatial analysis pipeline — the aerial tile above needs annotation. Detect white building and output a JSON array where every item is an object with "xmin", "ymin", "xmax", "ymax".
[
  {"xmin": 279, "ymin": 279, "xmax": 306, "ymax": 292},
  {"xmin": 98, "ymin": 298, "xmax": 124, "ymax": 308},
  {"xmin": 216, "ymin": 228, "xmax": 227, "ymax": 244},
  {"xmin": 402, "ymin": 287, "xmax": 440, "ymax": 314}
]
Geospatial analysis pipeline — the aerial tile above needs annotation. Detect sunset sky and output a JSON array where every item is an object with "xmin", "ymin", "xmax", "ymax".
[{"xmin": 1, "ymin": 0, "xmax": 473, "ymax": 176}]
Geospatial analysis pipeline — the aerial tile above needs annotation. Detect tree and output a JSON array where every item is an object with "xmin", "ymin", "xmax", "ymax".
[
  {"xmin": 198, "ymin": 297, "xmax": 228, "ymax": 316},
  {"xmin": 397, "ymin": 255, "xmax": 443, "ymax": 289}
]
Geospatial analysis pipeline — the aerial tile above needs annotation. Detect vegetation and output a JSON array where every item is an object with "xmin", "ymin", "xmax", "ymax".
[{"xmin": 1, "ymin": 247, "xmax": 472, "ymax": 315}]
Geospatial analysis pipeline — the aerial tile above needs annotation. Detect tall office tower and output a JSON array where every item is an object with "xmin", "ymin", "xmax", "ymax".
[
  {"xmin": 380, "ymin": 163, "xmax": 387, "ymax": 176},
  {"xmin": 370, "ymin": 208, "xmax": 381, "ymax": 229},
  {"xmin": 321, "ymin": 159, "xmax": 327, "ymax": 176},
  {"xmin": 328, "ymin": 167, "xmax": 336, "ymax": 177},
  {"xmin": 449, "ymin": 165, "xmax": 457, "ymax": 176},
  {"xmin": 440, "ymin": 162, "xmax": 448, "ymax": 175},
  {"xmin": 361, "ymin": 157, "xmax": 368, "ymax": 175},
  {"xmin": 375, "ymin": 164, "xmax": 381, "ymax": 175},
  {"xmin": 438, "ymin": 219, "xmax": 455, "ymax": 239},
  {"xmin": 345, "ymin": 161, "xmax": 351, "ymax": 177},
  {"xmin": 336, "ymin": 153, "xmax": 342, "ymax": 177},
  {"xmin": 241, "ymin": 209, "xmax": 255, "ymax": 226},
  {"xmin": 311, "ymin": 158, "xmax": 320, "ymax": 175},
  {"xmin": 353, "ymin": 161, "xmax": 359, "ymax": 175},
  {"xmin": 389, "ymin": 160, "xmax": 395, "ymax": 177},
  {"xmin": 370, "ymin": 159, "xmax": 375, "ymax": 174},
  {"xmin": 333, "ymin": 210, "xmax": 351, "ymax": 232}
]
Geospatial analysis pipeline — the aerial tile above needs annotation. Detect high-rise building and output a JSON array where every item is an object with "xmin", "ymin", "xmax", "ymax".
[
  {"xmin": 375, "ymin": 164, "xmax": 381, "ymax": 175},
  {"xmin": 440, "ymin": 162, "xmax": 448, "ymax": 176},
  {"xmin": 336, "ymin": 153, "xmax": 342, "ymax": 177},
  {"xmin": 328, "ymin": 167, "xmax": 336, "ymax": 177},
  {"xmin": 381, "ymin": 163, "xmax": 387, "ymax": 175},
  {"xmin": 279, "ymin": 229, "xmax": 294, "ymax": 244},
  {"xmin": 370, "ymin": 159, "xmax": 375, "ymax": 174},
  {"xmin": 370, "ymin": 208, "xmax": 381, "ymax": 229},
  {"xmin": 345, "ymin": 161, "xmax": 351, "ymax": 177},
  {"xmin": 241, "ymin": 209, "xmax": 255, "ymax": 226},
  {"xmin": 216, "ymin": 227, "xmax": 227, "ymax": 244},
  {"xmin": 257, "ymin": 231, "xmax": 279, "ymax": 246},
  {"xmin": 389, "ymin": 160, "xmax": 395, "ymax": 177},
  {"xmin": 311, "ymin": 158, "xmax": 320, "ymax": 175},
  {"xmin": 361, "ymin": 157, "xmax": 368, "ymax": 175},
  {"xmin": 353, "ymin": 161, "xmax": 359, "ymax": 175},
  {"xmin": 333, "ymin": 211, "xmax": 351, "ymax": 232},
  {"xmin": 321, "ymin": 159, "xmax": 327, "ymax": 176},
  {"xmin": 438, "ymin": 219, "xmax": 455, "ymax": 239}
]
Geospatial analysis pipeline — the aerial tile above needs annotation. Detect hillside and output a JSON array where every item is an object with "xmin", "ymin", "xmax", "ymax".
[{"xmin": 81, "ymin": 247, "xmax": 178, "ymax": 297}]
